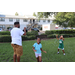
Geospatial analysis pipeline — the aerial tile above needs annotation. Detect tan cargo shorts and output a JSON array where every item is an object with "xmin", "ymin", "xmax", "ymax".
[{"xmin": 11, "ymin": 44, "xmax": 23, "ymax": 56}]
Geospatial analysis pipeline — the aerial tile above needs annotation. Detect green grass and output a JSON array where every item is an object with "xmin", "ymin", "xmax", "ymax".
[{"xmin": 0, "ymin": 37, "xmax": 75, "ymax": 62}]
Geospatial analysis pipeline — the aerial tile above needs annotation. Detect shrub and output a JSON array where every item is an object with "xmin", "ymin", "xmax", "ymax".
[
  {"xmin": 26, "ymin": 31, "xmax": 38, "ymax": 36},
  {"xmin": 0, "ymin": 31, "xmax": 10, "ymax": 35},
  {"xmin": 22, "ymin": 35, "xmax": 36, "ymax": 40},
  {"xmin": 47, "ymin": 34, "xmax": 75, "ymax": 38},
  {"xmin": 0, "ymin": 35, "xmax": 11, "ymax": 42},
  {"xmin": 0, "ymin": 35, "xmax": 36, "ymax": 42},
  {"xmin": 45, "ymin": 30, "xmax": 75, "ymax": 35}
]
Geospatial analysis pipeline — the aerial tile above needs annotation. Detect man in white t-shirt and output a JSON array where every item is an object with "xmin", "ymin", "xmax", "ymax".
[{"xmin": 11, "ymin": 22, "xmax": 26, "ymax": 62}]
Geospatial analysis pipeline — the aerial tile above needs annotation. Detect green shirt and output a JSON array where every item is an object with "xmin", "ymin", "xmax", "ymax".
[{"xmin": 59, "ymin": 39, "xmax": 64, "ymax": 48}]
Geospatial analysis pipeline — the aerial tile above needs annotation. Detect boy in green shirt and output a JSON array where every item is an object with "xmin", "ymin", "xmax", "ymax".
[{"xmin": 56, "ymin": 35, "xmax": 65, "ymax": 55}]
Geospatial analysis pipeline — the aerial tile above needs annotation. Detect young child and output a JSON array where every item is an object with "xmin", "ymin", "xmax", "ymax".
[
  {"xmin": 32, "ymin": 38, "xmax": 47, "ymax": 62},
  {"xmin": 56, "ymin": 35, "xmax": 65, "ymax": 55}
]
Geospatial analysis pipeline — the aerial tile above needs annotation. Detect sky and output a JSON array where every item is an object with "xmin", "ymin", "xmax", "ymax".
[{"xmin": 0, "ymin": 12, "xmax": 37, "ymax": 16}]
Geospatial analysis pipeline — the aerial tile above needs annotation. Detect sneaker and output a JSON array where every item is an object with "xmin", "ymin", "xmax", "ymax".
[
  {"xmin": 57, "ymin": 52, "xmax": 59, "ymax": 54},
  {"xmin": 63, "ymin": 53, "xmax": 65, "ymax": 55}
]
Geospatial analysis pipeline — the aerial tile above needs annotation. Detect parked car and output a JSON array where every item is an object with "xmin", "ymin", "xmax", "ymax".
[
  {"xmin": 31, "ymin": 28, "xmax": 39, "ymax": 32},
  {"xmin": 23, "ymin": 29, "xmax": 28, "ymax": 32},
  {"xmin": 0, "ymin": 28, "xmax": 3, "ymax": 32},
  {"xmin": 9, "ymin": 28, "xmax": 12, "ymax": 31}
]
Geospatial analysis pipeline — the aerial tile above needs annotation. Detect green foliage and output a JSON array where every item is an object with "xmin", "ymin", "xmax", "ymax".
[
  {"xmin": 26, "ymin": 31, "xmax": 38, "ymax": 36},
  {"xmin": 0, "ymin": 35, "xmax": 36, "ymax": 42},
  {"xmin": 37, "ymin": 12, "xmax": 58, "ymax": 18},
  {"xmin": 45, "ymin": 30, "xmax": 75, "ymax": 35},
  {"xmin": 0, "ymin": 35, "xmax": 11, "ymax": 42},
  {"xmin": 22, "ymin": 35, "xmax": 36, "ymax": 40},
  {"xmin": 33, "ymin": 12, "xmax": 36, "ymax": 17},
  {"xmin": 7, "ymin": 27, "xmax": 12, "ymax": 30},
  {"xmin": 15, "ymin": 12, "xmax": 19, "ymax": 16},
  {"xmin": 53, "ymin": 12, "xmax": 75, "ymax": 28},
  {"xmin": 0, "ymin": 31, "xmax": 10, "ymax": 35}
]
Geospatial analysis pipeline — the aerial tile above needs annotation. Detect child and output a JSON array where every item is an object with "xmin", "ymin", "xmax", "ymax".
[
  {"xmin": 32, "ymin": 38, "xmax": 47, "ymax": 62},
  {"xmin": 56, "ymin": 35, "xmax": 65, "ymax": 55}
]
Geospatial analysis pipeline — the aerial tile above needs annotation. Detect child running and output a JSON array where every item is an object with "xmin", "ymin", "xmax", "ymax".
[
  {"xmin": 56, "ymin": 35, "xmax": 65, "ymax": 55},
  {"xmin": 32, "ymin": 38, "xmax": 47, "ymax": 62}
]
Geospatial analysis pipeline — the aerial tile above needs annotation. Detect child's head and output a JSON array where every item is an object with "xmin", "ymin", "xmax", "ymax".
[
  {"xmin": 60, "ymin": 35, "xmax": 63, "ymax": 39},
  {"xmin": 37, "ymin": 37, "xmax": 41, "ymax": 44}
]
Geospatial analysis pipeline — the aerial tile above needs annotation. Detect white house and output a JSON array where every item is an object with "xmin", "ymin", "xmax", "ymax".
[{"xmin": 0, "ymin": 14, "xmax": 56, "ymax": 31}]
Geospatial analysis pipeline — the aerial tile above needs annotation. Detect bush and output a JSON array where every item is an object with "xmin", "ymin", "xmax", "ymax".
[
  {"xmin": 0, "ymin": 31, "xmax": 10, "ymax": 35},
  {"xmin": 47, "ymin": 34, "xmax": 75, "ymax": 38},
  {"xmin": 26, "ymin": 31, "xmax": 38, "ymax": 36},
  {"xmin": 7, "ymin": 27, "xmax": 12, "ymax": 30},
  {"xmin": 22, "ymin": 35, "xmax": 36, "ymax": 40},
  {"xmin": 45, "ymin": 30, "xmax": 75, "ymax": 35},
  {"xmin": 0, "ymin": 35, "xmax": 11, "ymax": 42},
  {"xmin": 0, "ymin": 35, "xmax": 36, "ymax": 42}
]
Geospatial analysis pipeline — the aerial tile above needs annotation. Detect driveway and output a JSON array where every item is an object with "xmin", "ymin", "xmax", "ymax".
[{"xmin": 38, "ymin": 30, "xmax": 45, "ymax": 35}]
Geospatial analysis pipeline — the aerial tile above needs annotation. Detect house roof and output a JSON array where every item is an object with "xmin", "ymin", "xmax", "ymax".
[{"xmin": 0, "ymin": 14, "xmax": 55, "ymax": 20}]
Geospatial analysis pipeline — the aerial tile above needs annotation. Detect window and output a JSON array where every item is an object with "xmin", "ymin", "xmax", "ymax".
[
  {"xmin": 10, "ymin": 25, "xmax": 13, "ymax": 28},
  {"xmin": 23, "ymin": 19, "xmax": 28, "ymax": 22},
  {"xmin": 16, "ymin": 19, "xmax": 19, "ymax": 22},
  {"xmin": 43, "ymin": 20, "xmax": 46, "ymax": 22},
  {"xmin": 0, "ymin": 18, "xmax": 5, "ymax": 21},
  {"xmin": 48, "ymin": 20, "xmax": 50, "ymax": 22},
  {"xmin": 0, "ymin": 25, "xmax": 6, "ymax": 29},
  {"xmin": 9, "ymin": 18, "xmax": 13, "ymax": 22}
]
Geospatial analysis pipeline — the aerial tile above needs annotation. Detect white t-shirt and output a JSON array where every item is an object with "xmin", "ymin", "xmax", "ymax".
[{"xmin": 10, "ymin": 27, "xmax": 24, "ymax": 46}]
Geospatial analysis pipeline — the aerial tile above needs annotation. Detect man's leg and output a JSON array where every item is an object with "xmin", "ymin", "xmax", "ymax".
[
  {"xmin": 17, "ymin": 55, "xmax": 20, "ymax": 62},
  {"xmin": 13, "ymin": 54, "xmax": 17, "ymax": 62},
  {"xmin": 16, "ymin": 46, "xmax": 23, "ymax": 62}
]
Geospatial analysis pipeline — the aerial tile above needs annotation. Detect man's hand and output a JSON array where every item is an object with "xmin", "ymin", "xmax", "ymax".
[
  {"xmin": 56, "ymin": 35, "xmax": 58, "ymax": 37},
  {"xmin": 23, "ymin": 27, "xmax": 26, "ymax": 35},
  {"xmin": 24, "ymin": 27, "xmax": 26, "ymax": 30}
]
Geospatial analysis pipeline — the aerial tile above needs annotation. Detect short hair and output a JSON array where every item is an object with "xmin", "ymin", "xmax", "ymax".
[
  {"xmin": 14, "ymin": 22, "xmax": 19, "ymax": 25},
  {"xmin": 37, "ymin": 37, "xmax": 41, "ymax": 40}
]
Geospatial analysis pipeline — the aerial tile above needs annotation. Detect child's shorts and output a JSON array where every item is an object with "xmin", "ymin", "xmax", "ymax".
[
  {"xmin": 35, "ymin": 53, "xmax": 41, "ymax": 58},
  {"xmin": 58, "ymin": 47, "xmax": 64, "ymax": 50}
]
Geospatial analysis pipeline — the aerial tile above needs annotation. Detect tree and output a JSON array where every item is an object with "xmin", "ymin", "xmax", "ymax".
[
  {"xmin": 33, "ymin": 12, "xmax": 36, "ymax": 17},
  {"xmin": 53, "ymin": 12, "xmax": 75, "ymax": 28},
  {"xmin": 15, "ymin": 12, "xmax": 19, "ymax": 16},
  {"xmin": 37, "ymin": 12, "xmax": 58, "ymax": 18}
]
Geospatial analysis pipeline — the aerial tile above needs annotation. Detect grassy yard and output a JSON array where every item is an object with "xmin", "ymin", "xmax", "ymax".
[{"xmin": 0, "ymin": 37, "xmax": 75, "ymax": 62}]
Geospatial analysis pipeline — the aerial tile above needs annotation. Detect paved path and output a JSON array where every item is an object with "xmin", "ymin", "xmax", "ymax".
[{"xmin": 38, "ymin": 30, "xmax": 45, "ymax": 35}]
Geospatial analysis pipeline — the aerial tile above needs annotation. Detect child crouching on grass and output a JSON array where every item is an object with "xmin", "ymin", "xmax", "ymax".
[
  {"xmin": 32, "ymin": 38, "xmax": 47, "ymax": 62},
  {"xmin": 56, "ymin": 35, "xmax": 65, "ymax": 55}
]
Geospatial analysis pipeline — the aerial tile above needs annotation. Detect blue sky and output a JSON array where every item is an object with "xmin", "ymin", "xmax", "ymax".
[{"xmin": 0, "ymin": 12, "xmax": 37, "ymax": 16}]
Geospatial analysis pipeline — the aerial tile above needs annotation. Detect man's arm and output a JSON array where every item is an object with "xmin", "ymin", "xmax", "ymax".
[{"xmin": 23, "ymin": 27, "xmax": 26, "ymax": 35}]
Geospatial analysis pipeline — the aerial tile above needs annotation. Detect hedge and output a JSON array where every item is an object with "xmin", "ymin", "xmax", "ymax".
[
  {"xmin": 45, "ymin": 30, "xmax": 75, "ymax": 35},
  {"xmin": 26, "ymin": 31, "xmax": 38, "ymax": 36},
  {"xmin": 47, "ymin": 34, "xmax": 75, "ymax": 38},
  {"xmin": 0, "ymin": 35, "xmax": 36, "ymax": 42},
  {"xmin": 0, "ymin": 31, "xmax": 38, "ymax": 36},
  {"xmin": 0, "ymin": 31, "xmax": 10, "ymax": 35},
  {"xmin": 0, "ymin": 35, "xmax": 11, "ymax": 42}
]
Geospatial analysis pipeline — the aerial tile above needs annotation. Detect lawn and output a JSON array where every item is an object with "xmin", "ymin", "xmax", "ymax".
[{"xmin": 0, "ymin": 37, "xmax": 75, "ymax": 62}]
